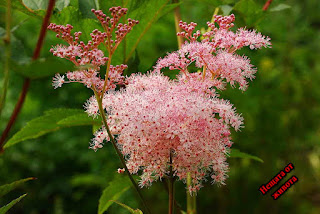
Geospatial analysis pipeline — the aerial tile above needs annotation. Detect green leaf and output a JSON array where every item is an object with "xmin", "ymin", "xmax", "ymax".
[
  {"xmin": 22, "ymin": 0, "xmax": 70, "ymax": 11},
  {"xmin": 78, "ymin": 0, "xmax": 99, "ymax": 18},
  {"xmin": 58, "ymin": 114, "xmax": 101, "ymax": 126},
  {"xmin": 121, "ymin": 0, "xmax": 172, "ymax": 64},
  {"xmin": 220, "ymin": 5, "xmax": 233, "ymax": 16},
  {"xmin": 110, "ymin": 200, "xmax": 143, "ymax": 214},
  {"xmin": 229, "ymin": 149, "xmax": 263, "ymax": 163},
  {"xmin": 98, "ymin": 175, "xmax": 131, "ymax": 214},
  {"xmin": 270, "ymin": 4, "xmax": 291, "ymax": 12},
  {"xmin": 0, "ymin": 0, "xmax": 43, "ymax": 18},
  {"xmin": 12, "ymin": 57, "xmax": 74, "ymax": 79},
  {"xmin": 0, "ymin": 194, "xmax": 27, "ymax": 214},
  {"xmin": 4, "ymin": 109, "xmax": 97, "ymax": 148},
  {"xmin": 56, "ymin": 0, "xmax": 71, "ymax": 11},
  {"xmin": 233, "ymin": 0, "xmax": 263, "ymax": 26},
  {"xmin": 0, "ymin": 178, "xmax": 35, "ymax": 198}
]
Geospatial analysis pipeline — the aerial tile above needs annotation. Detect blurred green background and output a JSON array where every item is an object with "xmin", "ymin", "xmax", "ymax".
[{"xmin": 0, "ymin": 0, "xmax": 320, "ymax": 213}]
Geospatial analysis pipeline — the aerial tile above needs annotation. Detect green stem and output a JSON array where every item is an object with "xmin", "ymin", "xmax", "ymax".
[
  {"xmin": 0, "ymin": 0, "xmax": 12, "ymax": 118},
  {"xmin": 173, "ymin": 0, "xmax": 183, "ymax": 49},
  {"xmin": 187, "ymin": 173, "xmax": 197, "ymax": 214},
  {"xmin": 94, "ymin": 93, "xmax": 152, "ymax": 214}
]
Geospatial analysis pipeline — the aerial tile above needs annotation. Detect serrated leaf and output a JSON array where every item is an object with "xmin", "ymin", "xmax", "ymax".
[
  {"xmin": 229, "ymin": 149, "xmax": 263, "ymax": 163},
  {"xmin": 12, "ymin": 57, "xmax": 74, "ymax": 79},
  {"xmin": 110, "ymin": 200, "xmax": 143, "ymax": 214},
  {"xmin": 0, "ymin": 194, "xmax": 27, "ymax": 214},
  {"xmin": 98, "ymin": 175, "xmax": 131, "ymax": 214},
  {"xmin": 270, "ymin": 4, "xmax": 291, "ymax": 12},
  {"xmin": 4, "ymin": 109, "xmax": 96, "ymax": 148},
  {"xmin": 0, "ymin": 178, "xmax": 35, "ymax": 198}
]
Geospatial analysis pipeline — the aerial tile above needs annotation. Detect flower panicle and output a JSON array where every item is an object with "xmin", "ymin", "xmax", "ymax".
[
  {"xmin": 48, "ymin": 7, "xmax": 139, "ymax": 93},
  {"xmin": 156, "ymin": 14, "xmax": 271, "ymax": 91}
]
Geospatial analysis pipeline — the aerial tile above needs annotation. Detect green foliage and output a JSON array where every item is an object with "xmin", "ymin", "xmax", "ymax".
[
  {"xmin": 4, "ymin": 109, "xmax": 100, "ymax": 149},
  {"xmin": 0, "ymin": 0, "xmax": 42, "ymax": 18},
  {"xmin": 98, "ymin": 175, "xmax": 131, "ymax": 214},
  {"xmin": 0, "ymin": 194, "xmax": 27, "ymax": 214},
  {"xmin": 110, "ymin": 200, "xmax": 143, "ymax": 214},
  {"xmin": 0, "ymin": 177, "xmax": 35, "ymax": 198},
  {"xmin": 229, "ymin": 148, "xmax": 263, "ymax": 163},
  {"xmin": 233, "ymin": 0, "xmax": 262, "ymax": 26},
  {"xmin": 12, "ymin": 57, "xmax": 74, "ymax": 79}
]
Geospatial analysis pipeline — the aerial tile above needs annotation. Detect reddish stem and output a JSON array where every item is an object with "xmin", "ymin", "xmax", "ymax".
[
  {"xmin": 262, "ymin": 0, "xmax": 273, "ymax": 11},
  {"xmin": 0, "ymin": 0, "xmax": 56, "ymax": 153}
]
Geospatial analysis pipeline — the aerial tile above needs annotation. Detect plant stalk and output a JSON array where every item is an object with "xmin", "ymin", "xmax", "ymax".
[
  {"xmin": 186, "ymin": 173, "xmax": 197, "ymax": 214},
  {"xmin": 173, "ymin": 0, "xmax": 183, "ymax": 49},
  {"xmin": 94, "ymin": 93, "xmax": 152, "ymax": 214},
  {"xmin": 262, "ymin": 0, "xmax": 273, "ymax": 11},
  {"xmin": 0, "ymin": 0, "xmax": 56, "ymax": 153}
]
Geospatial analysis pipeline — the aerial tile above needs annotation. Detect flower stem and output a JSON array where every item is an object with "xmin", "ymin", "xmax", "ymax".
[
  {"xmin": 168, "ymin": 149, "xmax": 175, "ymax": 214},
  {"xmin": 0, "ymin": 0, "xmax": 56, "ymax": 153},
  {"xmin": 186, "ymin": 173, "xmax": 197, "ymax": 214},
  {"xmin": 94, "ymin": 93, "xmax": 152, "ymax": 214},
  {"xmin": 173, "ymin": 0, "xmax": 183, "ymax": 49}
]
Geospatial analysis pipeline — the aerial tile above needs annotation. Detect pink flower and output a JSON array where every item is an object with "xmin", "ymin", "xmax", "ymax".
[
  {"xmin": 156, "ymin": 14, "xmax": 271, "ymax": 91},
  {"xmin": 85, "ymin": 73, "xmax": 243, "ymax": 191}
]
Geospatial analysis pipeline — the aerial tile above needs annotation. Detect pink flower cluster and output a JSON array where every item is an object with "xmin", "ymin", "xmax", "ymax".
[
  {"xmin": 50, "ymin": 8, "xmax": 271, "ymax": 194},
  {"xmin": 156, "ymin": 14, "xmax": 271, "ymax": 90},
  {"xmin": 84, "ymin": 14, "xmax": 270, "ymax": 193},
  {"xmin": 48, "ymin": 7, "xmax": 138, "ymax": 92},
  {"xmin": 85, "ymin": 73, "xmax": 243, "ymax": 192}
]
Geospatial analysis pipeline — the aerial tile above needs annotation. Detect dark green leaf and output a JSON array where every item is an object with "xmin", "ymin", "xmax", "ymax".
[
  {"xmin": 98, "ymin": 175, "xmax": 131, "ymax": 214},
  {"xmin": 229, "ymin": 149, "xmax": 263, "ymax": 163},
  {"xmin": 0, "ymin": 178, "xmax": 35, "ymax": 198},
  {"xmin": 0, "ymin": 194, "xmax": 27, "ymax": 214},
  {"xmin": 4, "ymin": 109, "xmax": 98, "ymax": 148}
]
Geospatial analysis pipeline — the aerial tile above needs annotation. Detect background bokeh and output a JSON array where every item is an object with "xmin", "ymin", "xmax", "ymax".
[{"xmin": 0, "ymin": 0, "xmax": 319, "ymax": 213}]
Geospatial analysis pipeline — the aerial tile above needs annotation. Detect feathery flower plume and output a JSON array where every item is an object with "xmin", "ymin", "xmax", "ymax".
[{"xmin": 85, "ymin": 73, "xmax": 243, "ymax": 193}]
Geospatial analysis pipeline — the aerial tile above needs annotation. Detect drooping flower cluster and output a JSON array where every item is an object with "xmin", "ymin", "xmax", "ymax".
[
  {"xmin": 48, "ymin": 7, "xmax": 138, "ymax": 92},
  {"xmin": 156, "ymin": 14, "xmax": 271, "ymax": 90},
  {"xmin": 85, "ymin": 73, "xmax": 243, "ymax": 192}
]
